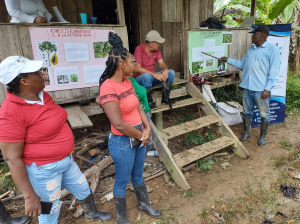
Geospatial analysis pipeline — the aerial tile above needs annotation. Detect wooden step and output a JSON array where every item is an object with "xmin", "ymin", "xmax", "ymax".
[
  {"xmin": 152, "ymin": 86, "xmax": 188, "ymax": 100},
  {"xmin": 151, "ymin": 97, "xmax": 204, "ymax": 114},
  {"xmin": 63, "ymin": 104, "xmax": 93, "ymax": 129},
  {"xmin": 159, "ymin": 115, "xmax": 221, "ymax": 141},
  {"xmin": 173, "ymin": 136, "xmax": 235, "ymax": 168}
]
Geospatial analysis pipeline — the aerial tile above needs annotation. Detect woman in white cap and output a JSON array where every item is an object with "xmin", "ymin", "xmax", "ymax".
[
  {"xmin": 4, "ymin": 0, "xmax": 55, "ymax": 23},
  {"xmin": 0, "ymin": 56, "xmax": 112, "ymax": 224}
]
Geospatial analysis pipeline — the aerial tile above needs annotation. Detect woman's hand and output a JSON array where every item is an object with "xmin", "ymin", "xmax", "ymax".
[
  {"xmin": 34, "ymin": 16, "xmax": 47, "ymax": 23},
  {"xmin": 25, "ymin": 193, "xmax": 42, "ymax": 217},
  {"xmin": 139, "ymin": 128, "xmax": 151, "ymax": 146}
]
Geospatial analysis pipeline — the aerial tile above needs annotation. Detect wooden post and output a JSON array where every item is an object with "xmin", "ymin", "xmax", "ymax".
[
  {"xmin": 155, "ymin": 98, "xmax": 163, "ymax": 131},
  {"xmin": 250, "ymin": 0, "xmax": 256, "ymax": 17}
]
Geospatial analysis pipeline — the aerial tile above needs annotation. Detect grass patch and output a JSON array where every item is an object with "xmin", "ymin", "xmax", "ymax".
[
  {"xmin": 286, "ymin": 71, "xmax": 300, "ymax": 113},
  {"xmin": 280, "ymin": 140, "xmax": 293, "ymax": 150},
  {"xmin": 212, "ymin": 83, "xmax": 243, "ymax": 105},
  {"xmin": 184, "ymin": 189, "xmax": 194, "ymax": 198}
]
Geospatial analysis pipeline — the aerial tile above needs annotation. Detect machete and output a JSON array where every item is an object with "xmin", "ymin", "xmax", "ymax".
[{"xmin": 162, "ymin": 81, "xmax": 172, "ymax": 110}]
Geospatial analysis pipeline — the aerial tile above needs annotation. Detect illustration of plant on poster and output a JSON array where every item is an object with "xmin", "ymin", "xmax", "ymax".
[
  {"xmin": 29, "ymin": 28, "xmax": 113, "ymax": 91},
  {"xmin": 188, "ymin": 31, "xmax": 230, "ymax": 75}
]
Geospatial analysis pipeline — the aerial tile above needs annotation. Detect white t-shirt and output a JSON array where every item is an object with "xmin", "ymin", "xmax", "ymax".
[{"xmin": 5, "ymin": 0, "xmax": 52, "ymax": 23}]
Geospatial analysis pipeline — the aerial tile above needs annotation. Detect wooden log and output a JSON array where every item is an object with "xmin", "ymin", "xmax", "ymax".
[
  {"xmin": 89, "ymin": 149, "xmax": 102, "ymax": 156},
  {"xmin": 77, "ymin": 138, "xmax": 105, "ymax": 156}
]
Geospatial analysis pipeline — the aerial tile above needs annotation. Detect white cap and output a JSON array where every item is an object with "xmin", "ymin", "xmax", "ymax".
[
  {"xmin": 0, "ymin": 56, "xmax": 43, "ymax": 85},
  {"xmin": 145, "ymin": 30, "xmax": 165, "ymax": 43}
]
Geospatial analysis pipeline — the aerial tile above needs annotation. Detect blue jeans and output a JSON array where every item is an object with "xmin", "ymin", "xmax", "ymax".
[
  {"xmin": 243, "ymin": 89, "xmax": 271, "ymax": 122},
  {"xmin": 135, "ymin": 69, "xmax": 175, "ymax": 88},
  {"xmin": 108, "ymin": 134, "xmax": 145, "ymax": 196},
  {"xmin": 26, "ymin": 156, "xmax": 90, "ymax": 224},
  {"xmin": 145, "ymin": 112, "xmax": 153, "ymax": 153}
]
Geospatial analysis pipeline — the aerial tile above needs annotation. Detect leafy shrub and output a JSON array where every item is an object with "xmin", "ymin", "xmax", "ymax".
[{"xmin": 286, "ymin": 71, "xmax": 300, "ymax": 113}]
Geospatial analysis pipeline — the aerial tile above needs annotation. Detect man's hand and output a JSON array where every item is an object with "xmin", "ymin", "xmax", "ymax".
[
  {"xmin": 25, "ymin": 193, "xmax": 41, "ymax": 217},
  {"xmin": 220, "ymin": 57, "xmax": 228, "ymax": 62},
  {"xmin": 261, "ymin": 90, "xmax": 270, "ymax": 99},
  {"xmin": 34, "ymin": 17, "xmax": 48, "ymax": 23},
  {"xmin": 153, "ymin": 73, "xmax": 167, "ymax": 82},
  {"xmin": 162, "ymin": 70, "xmax": 168, "ymax": 79}
]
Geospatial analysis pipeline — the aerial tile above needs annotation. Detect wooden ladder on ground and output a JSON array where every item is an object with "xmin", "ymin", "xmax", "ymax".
[{"xmin": 150, "ymin": 77, "xmax": 250, "ymax": 190}]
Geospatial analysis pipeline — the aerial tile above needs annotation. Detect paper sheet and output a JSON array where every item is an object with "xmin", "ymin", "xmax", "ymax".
[
  {"xmin": 214, "ymin": 45, "xmax": 226, "ymax": 58},
  {"xmin": 192, "ymin": 47, "xmax": 205, "ymax": 62},
  {"xmin": 52, "ymin": 6, "xmax": 69, "ymax": 23},
  {"xmin": 84, "ymin": 65, "xmax": 105, "ymax": 83},
  {"xmin": 204, "ymin": 39, "xmax": 215, "ymax": 48},
  {"xmin": 64, "ymin": 43, "xmax": 90, "ymax": 62},
  {"xmin": 54, "ymin": 66, "xmax": 79, "ymax": 85}
]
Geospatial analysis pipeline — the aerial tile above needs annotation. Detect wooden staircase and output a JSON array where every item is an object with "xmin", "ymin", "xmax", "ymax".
[{"xmin": 150, "ymin": 79, "xmax": 250, "ymax": 190}]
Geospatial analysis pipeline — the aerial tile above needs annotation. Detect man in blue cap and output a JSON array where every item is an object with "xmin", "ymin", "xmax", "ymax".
[{"xmin": 220, "ymin": 25, "xmax": 280, "ymax": 146}]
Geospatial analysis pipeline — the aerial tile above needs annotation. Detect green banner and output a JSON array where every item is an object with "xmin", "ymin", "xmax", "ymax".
[{"xmin": 188, "ymin": 31, "xmax": 231, "ymax": 75}]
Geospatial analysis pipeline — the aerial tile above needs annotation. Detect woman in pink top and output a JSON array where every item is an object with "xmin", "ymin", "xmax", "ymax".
[{"xmin": 99, "ymin": 32, "xmax": 161, "ymax": 224}]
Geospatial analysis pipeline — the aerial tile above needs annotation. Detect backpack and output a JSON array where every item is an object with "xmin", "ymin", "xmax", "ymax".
[{"xmin": 200, "ymin": 17, "xmax": 226, "ymax": 29}]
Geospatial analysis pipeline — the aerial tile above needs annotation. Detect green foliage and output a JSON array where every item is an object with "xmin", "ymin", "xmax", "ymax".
[
  {"xmin": 279, "ymin": 1, "xmax": 296, "ymax": 23},
  {"xmin": 207, "ymin": 129, "xmax": 217, "ymax": 142},
  {"xmin": 184, "ymin": 189, "xmax": 194, "ymax": 198},
  {"xmin": 269, "ymin": 0, "xmax": 294, "ymax": 20},
  {"xmin": 286, "ymin": 71, "xmax": 300, "ymax": 113},
  {"xmin": 93, "ymin": 42, "xmax": 112, "ymax": 58},
  {"xmin": 197, "ymin": 159, "xmax": 215, "ymax": 172},
  {"xmin": 184, "ymin": 131, "xmax": 206, "ymax": 146},
  {"xmin": 0, "ymin": 163, "xmax": 15, "ymax": 195},
  {"xmin": 171, "ymin": 84, "xmax": 181, "ymax": 90},
  {"xmin": 280, "ymin": 140, "xmax": 293, "ymax": 150}
]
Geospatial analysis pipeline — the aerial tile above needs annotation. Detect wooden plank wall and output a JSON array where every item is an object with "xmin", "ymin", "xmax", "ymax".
[
  {"xmin": 0, "ymin": 24, "xmax": 129, "ymax": 106},
  {"xmin": 136, "ymin": 0, "xmax": 183, "ymax": 72},
  {"xmin": 190, "ymin": 0, "xmax": 214, "ymax": 29}
]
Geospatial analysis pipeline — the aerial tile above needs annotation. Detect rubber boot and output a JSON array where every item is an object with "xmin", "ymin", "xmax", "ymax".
[
  {"xmin": 0, "ymin": 200, "xmax": 30, "ymax": 224},
  {"xmin": 78, "ymin": 193, "xmax": 112, "ymax": 221},
  {"xmin": 258, "ymin": 118, "xmax": 269, "ymax": 146},
  {"xmin": 161, "ymin": 82, "xmax": 176, "ymax": 106},
  {"xmin": 114, "ymin": 196, "xmax": 131, "ymax": 224},
  {"xmin": 239, "ymin": 118, "xmax": 252, "ymax": 141},
  {"xmin": 133, "ymin": 183, "xmax": 162, "ymax": 217},
  {"xmin": 146, "ymin": 87, "xmax": 157, "ymax": 109}
]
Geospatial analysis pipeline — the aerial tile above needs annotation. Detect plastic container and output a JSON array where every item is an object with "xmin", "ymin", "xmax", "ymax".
[
  {"xmin": 80, "ymin": 13, "xmax": 87, "ymax": 24},
  {"xmin": 90, "ymin": 17, "xmax": 97, "ymax": 24},
  {"xmin": 147, "ymin": 151, "xmax": 158, "ymax": 157}
]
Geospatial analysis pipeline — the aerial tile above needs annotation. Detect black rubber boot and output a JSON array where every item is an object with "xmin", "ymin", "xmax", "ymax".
[
  {"xmin": 133, "ymin": 183, "xmax": 162, "ymax": 217},
  {"xmin": 0, "ymin": 200, "xmax": 30, "ymax": 224},
  {"xmin": 146, "ymin": 87, "xmax": 157, "ymax": 109},
  {"xmin": 258, "ymin": 118, "xmax": 269, "ymax": 146},
  {"xmin": 114, "ymin": 196, "xmax": 131, "ymax": 224},
  {"xmin": 78, "ymin": 193, "xmax": 112, "ymax": 221},
  {"xmin": 161, "ymin": 82, "xmax": 176, "ymax": 107},
  {"xmin": 239, "ymin": 118, "xmax": 252, "ymax": 141}
]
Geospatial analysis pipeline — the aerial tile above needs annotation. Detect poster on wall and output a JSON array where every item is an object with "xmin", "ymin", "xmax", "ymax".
[
  {"xmin": 251, "ymin": 24, "xmax": 291, "ymax": 126},
  {"xmin": 29, "ymin": 28, "xmax": 113, "ymax": 91},
  {"xmin": 188, "ymin": 31, "xmax": 228, "ymax": 75}
]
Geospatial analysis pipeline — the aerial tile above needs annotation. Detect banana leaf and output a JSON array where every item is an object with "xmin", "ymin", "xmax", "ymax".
[
  {"xmin": 269, "ymin": 0, "xmax": 294, "ymax": 20},
  {"xmin": 279, "ymin": 1, "xmax": 296, "ymax": 23}
]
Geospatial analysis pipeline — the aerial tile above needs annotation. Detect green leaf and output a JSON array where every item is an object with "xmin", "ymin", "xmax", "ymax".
[
  {"xmin": 269, "ymin": 0, "xmax": 294, "ymax": 20},
  {"xmin": 229, "ymin": 4, "xmax": 251, "ymax": 13},
  {"xmin": 214, "ymin": 0, "xmax": 227, "ymax": 11},
  {"xmin": 279, "ymin": 1, "xmax": 296, "ymax": 23}
]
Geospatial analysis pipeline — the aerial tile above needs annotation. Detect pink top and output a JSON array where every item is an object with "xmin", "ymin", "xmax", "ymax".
[
  {"xmin": 100, "ymin": 78, "xmax": 141, "ymax": 135},
  {"xmin": 133, "ymin": 43, "xmax": 163, "ymax": 78}
]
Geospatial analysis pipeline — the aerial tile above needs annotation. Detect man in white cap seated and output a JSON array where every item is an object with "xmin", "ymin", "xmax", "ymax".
[{"xmin": 133, "ymin": 30, "xmax": 175, "ymax": 109}]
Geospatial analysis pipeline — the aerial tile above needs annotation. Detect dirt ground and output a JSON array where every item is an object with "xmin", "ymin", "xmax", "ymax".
[{"xmin": 4, "ymin": 107, "xmax": 300, "ymax": 224}]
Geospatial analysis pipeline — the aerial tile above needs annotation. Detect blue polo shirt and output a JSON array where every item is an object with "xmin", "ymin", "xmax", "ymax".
[{"xmin": 227, "ymin": 41, "xmax": 280, "ymax": 91}]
